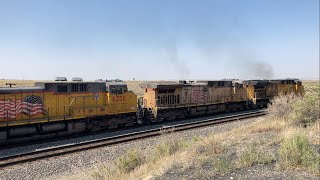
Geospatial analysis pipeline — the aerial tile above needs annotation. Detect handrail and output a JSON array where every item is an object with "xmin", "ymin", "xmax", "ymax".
[{"xmin": 69, "ymin": 98, "xmax": 75, "ymax": 107}]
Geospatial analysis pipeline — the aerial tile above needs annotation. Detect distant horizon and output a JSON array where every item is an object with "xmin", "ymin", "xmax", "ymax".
[{"xmin": 1, "ymin": 77, "xmax": 319, "ymax": 82}]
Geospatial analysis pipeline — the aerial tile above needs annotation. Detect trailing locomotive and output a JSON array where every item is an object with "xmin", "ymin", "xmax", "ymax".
[
  {"xmin": 139, "ymin": 79, "xmax": 304, "ymax": 122},
  {"xmin": 0, "ymin": 78, "xmax": 303, "ymax": 145}
]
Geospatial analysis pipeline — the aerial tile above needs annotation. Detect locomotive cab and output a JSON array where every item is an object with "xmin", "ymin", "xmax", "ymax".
[
  {"xmin": 243, "ymin": 80, "xmax": 270, "ymax": 107},
  {"xmin": 105, "ymin": 81, "xmax": 137, "ymax": 114}
]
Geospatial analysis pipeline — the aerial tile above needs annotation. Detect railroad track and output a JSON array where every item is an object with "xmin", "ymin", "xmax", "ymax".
[{"xmin": 0, "ymin": 110, "xmax": 266, "ymax": 169}]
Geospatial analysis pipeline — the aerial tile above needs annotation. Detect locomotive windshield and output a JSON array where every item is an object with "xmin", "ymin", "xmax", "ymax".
[{"xmin": 106, "ymin": 82, "xmax": 128, "ymax": 94}]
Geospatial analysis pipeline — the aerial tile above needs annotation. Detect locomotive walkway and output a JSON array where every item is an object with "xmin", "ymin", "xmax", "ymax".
[{"xmin": 0, "ymin": 110, "xmax": 266, "ymax": 169}]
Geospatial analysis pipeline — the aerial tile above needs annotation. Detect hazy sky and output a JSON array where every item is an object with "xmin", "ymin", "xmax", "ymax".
[{"xmin": 0, "ymin": 0, "xmax": 319, "ymax": 80}]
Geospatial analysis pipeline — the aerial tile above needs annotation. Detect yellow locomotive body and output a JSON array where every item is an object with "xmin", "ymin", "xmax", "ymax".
[
  {"xmin": 0, "ymin": 81, "xmax": 137, "ymax": 127},
  {"xmin": 0, "ymin": 80, "xmax": 137, "ymax": 143},
  {"xmin": 140, "ymin": 80, "xmax": 249, "ymax": 121},
  {"xmin": 243, "ymin": 79, "xmax": 304, "ymax": 106},
  {"xmin": 140, "ymin": 79, "xmax": 304, "ymax": 122},
  {"xmin": 142, "ymin": 80, "xmax": 246, "ymax": 109}
]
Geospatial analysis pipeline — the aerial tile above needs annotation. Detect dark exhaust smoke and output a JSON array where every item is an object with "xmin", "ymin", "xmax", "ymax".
[
  {"xmin": 250, "ymin": 61, "xmax": 274, "ymax": 79},
  {"xmin": 163, "ymin": 40, "xmax": 190, "ymax": 79},
  {"xmin": 229, "ymin": 46, "xmax": 275, "ymax": 79}
]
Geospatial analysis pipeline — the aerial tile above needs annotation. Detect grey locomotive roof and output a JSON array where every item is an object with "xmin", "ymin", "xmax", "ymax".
[
  {"xmin": 139, "ymin": 79, "xmax": 241, "ymax": 89},
  {"xmin": 105, "ymin": 82, "xmax": 127, "ymax": 86},
  {"xmin": 0, "ymin": 86, "xmax": 44, "ymax": 92},
  {"xmin": 195, "ymin": 80, "xmax": 233, "ymax": 84},
  {"xmin": 269, "ymin": 79, "xmax": 301, "ymax": 82},
  {"xmin": 245, "ymin": 78, "xmax": 300, "ymax": 82},
  {"xmin": 34, "ymin": 81, "xmax": 106, "ymax": 89},
  {"xmin": 139, "ymin": 82, "xmax": 189, "ymax": 89},
  {"xmin": 193, "ymin": 80, "xmax": 233, "ymax": 82},
  {"xmin": 35, "ymin": 81, "xmax": 105, "ymax": 84},
  {"xmin": 243, "ymin": 79, "xmax": 301, "ymax": 86}
]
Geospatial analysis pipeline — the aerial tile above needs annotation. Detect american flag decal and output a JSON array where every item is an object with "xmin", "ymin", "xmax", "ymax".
[
  {"xmin": 0, "ymin": 95, "xmax": 46, "ymax": 119},
  {"xmin": 192, "ymin": 88, "xmax": 208, "ymax": 103}
]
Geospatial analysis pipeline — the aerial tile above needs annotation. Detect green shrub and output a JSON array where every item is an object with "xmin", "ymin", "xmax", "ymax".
[
  {"xmin": 89, "ymin": 164, "xmax": 118, "ymax": 180},
  {"xmin": 239, "ymin": 143, "xmax": 274, "ymax": 167},
  {"xmin": 116, "ymin": 149, "xmax": 144, "ymax": 172},
  {"xmin": 268, "ymin": 84, "xmax": 319, "ymax": 126},
  {"xmin": 154, "ymin": 143, "xmax": 175, "ymax": 157},
  {"xmin": 214, "ymin": 156, "xmax": 232, "ymax": 174},
  {"xmin": 196, "ymin": 155, "xmax": 214, "ymax": 168},
  {"xmin": 291, "ymin": 92, "xmax": 320, "ymax": 124},
  {"xmin": 192, "ymin": 135, "xmax": 202, "ymax": 142},
  {"xmin": 195, "ymin": 140, "xmax": 227, "ymax": 156},
  {"xmin": 268, "ymin": 93, "xmax": 299, "ymax": 119},
  {"xmin": 153, "ymin": 139, "xmax": 191, "ymax": 159},
  {"xmin": 278, "ymin": 134, "xmax": 320, "ymax": 175}
]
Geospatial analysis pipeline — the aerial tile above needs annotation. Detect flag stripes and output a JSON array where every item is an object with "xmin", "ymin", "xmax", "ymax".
[{"xmin": 0, "ymin": 95, "xmax": 46, "ymax": 119}]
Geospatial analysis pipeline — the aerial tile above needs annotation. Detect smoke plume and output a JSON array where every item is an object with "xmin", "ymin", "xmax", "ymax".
[
  {"xmin": 241, "ymin": 61, "xmax": 274, "ymax": 79},
  {"xmin": 229, "ymin": 49, "xmax": 275, "ymax": 79},
  {"xmin": 163, "ymin": 40, "xmax": 190, "ymax": 79},
  {"xmin": 250, "ymin": 61, "xmax": 274, "ymax": 79}
]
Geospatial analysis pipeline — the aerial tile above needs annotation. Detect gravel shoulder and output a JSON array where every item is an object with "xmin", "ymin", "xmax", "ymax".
[
  {"xmin": 0, "ymin": 117, "xmax": 263, "ymax": 180},
  {"xmin": 0, "ymin": 110, "xmax": 259, "ymax": 158}
]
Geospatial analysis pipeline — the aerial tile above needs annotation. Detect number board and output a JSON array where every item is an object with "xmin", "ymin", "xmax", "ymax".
[{"xmin": 112, "ymin": 96, "xmax": 126, "ymax": 102}]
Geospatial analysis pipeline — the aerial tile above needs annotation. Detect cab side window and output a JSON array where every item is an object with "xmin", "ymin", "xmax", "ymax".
[
  {"xmin": 218, "ymin": 81, "xmax": 225, "ymax": 87},
  {"xmin": 72, "ymin": 84, "xmax": 79, "ymax": 92},
  {"xmin": 57, "ymin": 86, "xmax": 68, "ymax": 93},
  {"xmin": 109, "ymin": 85, "xmax": 128, "ymax": 94},
  {"xmin": 80, "ymin": 84, "xmax": 87, "ymax": 92}
]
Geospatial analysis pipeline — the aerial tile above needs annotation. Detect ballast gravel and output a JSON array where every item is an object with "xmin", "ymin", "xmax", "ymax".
[
  {"xmin": 0, "ymin": 115, "xmax": 264, "ymax": 180},
  {"xmin": 0, "ymin": 110, "xmax": 258, "ymax": 158}
]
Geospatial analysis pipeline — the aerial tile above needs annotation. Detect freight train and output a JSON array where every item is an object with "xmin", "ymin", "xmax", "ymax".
[{"xmin": 0, "ymin": 78, "xmax": 303, "ymax": 145}]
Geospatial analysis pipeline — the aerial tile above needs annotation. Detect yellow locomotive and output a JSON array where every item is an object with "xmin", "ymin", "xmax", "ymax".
[
  {"xmin": 140, "ymin": 79, "xmax": 304, "ymax": 122},
  {"xmin": 243, "ymin": 79, "xmax": 304, "ymax": 106},
  {"xmin": 0, "ymin": 77, "xmax": 303, "ymax": 145},
  {"xmin": 0, "ymin": 78, "xmax": 137, "ymax": 144}
]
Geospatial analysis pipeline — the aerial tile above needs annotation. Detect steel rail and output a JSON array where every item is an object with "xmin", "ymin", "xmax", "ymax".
[{"xmin": 0, "ymin": 110, "xmax": 266, "ymax": 169}]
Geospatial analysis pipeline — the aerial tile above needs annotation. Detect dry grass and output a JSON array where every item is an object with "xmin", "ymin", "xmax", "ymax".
[
  {"xmin": 65, "ymin": 124, "xmax": 318, "ymax": 179},
  {"xmin": 55, "ymin": 81, "xmax": 320, "ymax": 179},
  {"xmin": 306, "ymin": 121, "xmax": 320, "ymax": 145},
  {"xmin": 151, "ymin": 137, "xmax": 192, "ymax": 161},
  {"xmin": 239, "ymin": 143, "xmax": 275, "ymax": 167},
  {"xmin": 268, "ymin": 93, "xmax": 301, "ymax": 119},
  {"xmin": 278, "ymin": 133, "xmax": 320, "ymax": 175},
  {"xmin": 80, "ymin": 151, "xmax": 191, "ymax": 180},
  {"xmin": 116, "ymin": 149, "xmax": 145, "ymax": 173},
  {"xmin": 213, "ymin": 156, "xmax": 233, "ymax": 174},
  {"xmin": 0, "ymin": 79, "xmax": 36, "ymax": 87},
  {"xmin": 234, "ymin": 117, "xmax": 287, "ymax": 135}
]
